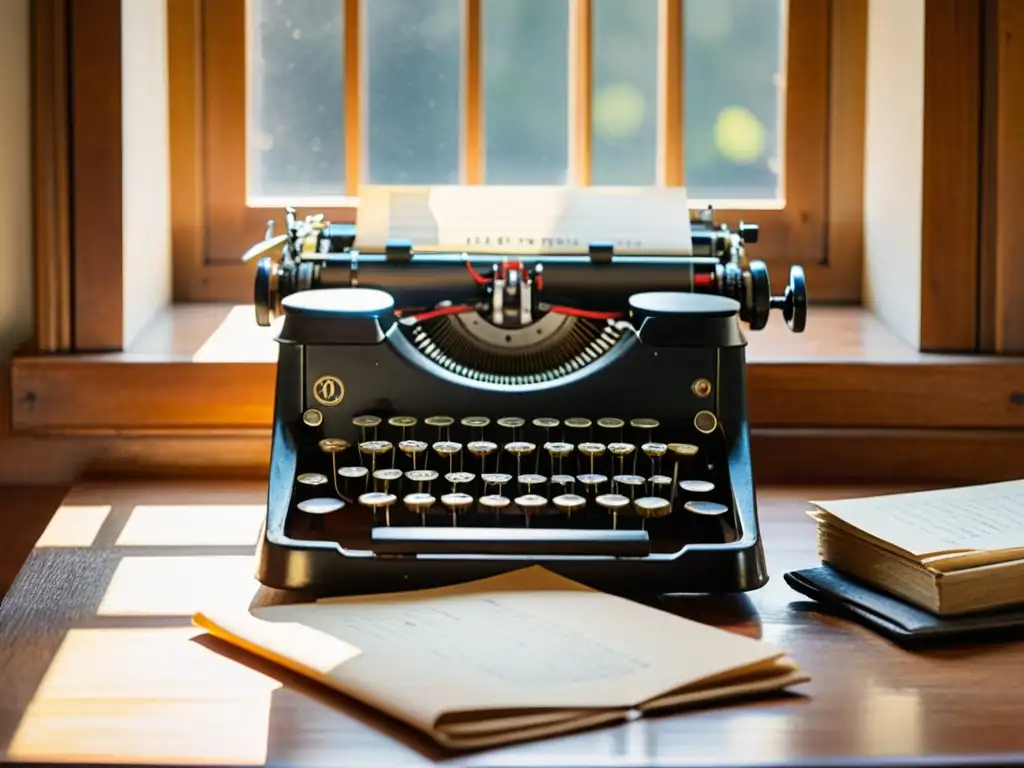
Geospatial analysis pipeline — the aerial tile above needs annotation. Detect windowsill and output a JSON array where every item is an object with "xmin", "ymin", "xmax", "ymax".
[{"xmin": 9, "ymin": 303, "xmax": 1024, "ymax": 435}]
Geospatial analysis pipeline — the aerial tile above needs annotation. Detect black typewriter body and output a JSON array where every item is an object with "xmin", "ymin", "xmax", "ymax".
[{"xmin": 247, "ymin": 207, "xmax": 808, "ymax": 598}]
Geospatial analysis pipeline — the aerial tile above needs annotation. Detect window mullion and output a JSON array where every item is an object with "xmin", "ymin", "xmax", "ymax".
[
  {"xmin": 568, "ymin": 0, "xmax": 592, "ymax": 186},
  {"xmin": 344, "ymin": 0, "xmax": 361, "ymax": 196},
  {"xmin": 658, "ymin": 0, "xmax": 684, "ymax": 186},
  {"xmin": 463, "ymin": 0, "xmax": 483, "ymax": 184}
]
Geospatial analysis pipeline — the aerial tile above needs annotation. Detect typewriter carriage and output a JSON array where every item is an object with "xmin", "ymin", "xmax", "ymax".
[{"xmin": 245, "ymin": 204, "xmax": 807, "ymax": 598}]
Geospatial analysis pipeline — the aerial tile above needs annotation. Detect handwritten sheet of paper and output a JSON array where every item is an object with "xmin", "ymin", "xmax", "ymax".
[
  {"xmin": 811, "ymin": 479, "xmax": 1024, "ymax": 559},
  {"xmin": 195, "ymin": 567, "xmax": 787, "ymax": 731},
  {"xmin": 354, "ymin": 185, "xmax": 694, "ymax": 255}
]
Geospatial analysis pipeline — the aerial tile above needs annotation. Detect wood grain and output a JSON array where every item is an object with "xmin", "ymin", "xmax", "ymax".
[
  {"xmin": 2, "ymin": 480, "xmax": 1024, "ymax": 766},
  {"xmin": 68, "ymin": 0, "xmax": 123, "ymax": 351},
  {"xmin": 29, "ymin": 0, "xmax": 73, "ymax": 353},
  {"xmin": 919, "ymin": 0, "xmax": 982, "ymax": 352},
  {"xmin": 979, "ymin": 0, "xmax": 1024, "ymax": 354}
]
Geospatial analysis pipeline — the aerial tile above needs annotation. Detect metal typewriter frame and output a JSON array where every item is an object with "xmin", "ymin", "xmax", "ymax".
[{"xmin": 247, "ymin": 206, "xmax": 807, "ymax": 598}]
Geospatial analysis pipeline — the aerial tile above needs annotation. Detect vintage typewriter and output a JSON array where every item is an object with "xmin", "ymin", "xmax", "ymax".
[{"xmin": 244, "ymin": 195, "xmax": 807, "ymax": 597}]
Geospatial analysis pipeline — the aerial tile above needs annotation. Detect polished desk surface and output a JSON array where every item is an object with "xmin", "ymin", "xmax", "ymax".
[{"xmin": 1, "ymin": 480, "xmax": 1023, "ymax": 767}]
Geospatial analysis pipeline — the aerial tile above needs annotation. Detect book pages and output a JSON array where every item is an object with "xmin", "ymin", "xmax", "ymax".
[{"xmin": 810, "ymin": 480, "xmax": 1024, "ymax": 567}]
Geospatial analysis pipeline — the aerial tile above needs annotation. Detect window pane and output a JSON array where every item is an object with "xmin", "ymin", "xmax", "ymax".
[
  {"xmin": 483, "ymin": 0, "xmax": 569, "ymax": 184},
  {"xmin": 364, "ymin": 0, "xmax": 462, "ymax": 184},
  {"xmin": 247, "ymin": 0, "xmax": 345, "ymax": 201},
  {"xmin": 684, "ymin": 0, "xmax": 783, "ymax": 201},
  {"xmin": 591, "ymin": 0, "xmax": 659, "ymax": 186}
]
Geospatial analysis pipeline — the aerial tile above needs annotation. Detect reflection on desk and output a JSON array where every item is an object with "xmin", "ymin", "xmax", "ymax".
[{"xmin": 0, "ymin": 480, "xmax": 1023, "ymax": 767}]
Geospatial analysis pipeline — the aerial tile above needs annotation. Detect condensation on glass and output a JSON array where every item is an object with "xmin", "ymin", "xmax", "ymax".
[
  {"xmin": 247, "ymin": 0, "xmax": 346, "ymax": 202},
  {"xmin": 591, "ymin": 0, "xmax": 659, "ymax": 186},
  {"xmin": 684, "ymin": 0, "xmax": 784, "ymax": 202},
  {"xmin": 481, "ymin": 0, "xmax": 569, "ymax": 184},
  {"xmin": 244, "ymin": 0, "xmax": 785, "ymax": 202},
  {"xmin": 364, "ymin": 0, "xmax": 463, "ymax": 185}
]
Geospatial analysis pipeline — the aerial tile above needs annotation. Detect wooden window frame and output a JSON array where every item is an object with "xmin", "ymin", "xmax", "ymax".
[
  {"xmin": 170, "ymin": 0, "xmax": 857, "ymax": 304},
  {"xmin": 15, "ymin": 0, "xmax": 1024, "ymax": 487}
]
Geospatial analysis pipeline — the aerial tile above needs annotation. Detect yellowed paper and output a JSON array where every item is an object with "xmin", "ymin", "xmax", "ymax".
[
  {"xmin": 194, "ymin": 567, "xmax": 802, "ymax": 747},
  {"xmin": 354, "ymin": 185, "xmax": 694, "ymax": 256},
  {"xmin": 810, "ymin": 480, "xmax": 1024, "ymax": 561}
]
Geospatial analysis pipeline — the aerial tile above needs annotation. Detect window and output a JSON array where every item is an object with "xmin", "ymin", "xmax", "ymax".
[{"xmin": 174, "ymin": 0, "xmax": 841, "ymax": 302}]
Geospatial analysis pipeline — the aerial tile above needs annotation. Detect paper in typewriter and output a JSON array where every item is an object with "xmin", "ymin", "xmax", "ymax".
[
  {"xmin": 193, "ymin": 567, "xmax": 806, "ymax": 749},
  {"xmin": 354, "ymin": 185, "xmax": 694, "ymax": 256},
  {"xmin": 810, "ymin": 479, "xmax": 1024, "ymax": 572}
]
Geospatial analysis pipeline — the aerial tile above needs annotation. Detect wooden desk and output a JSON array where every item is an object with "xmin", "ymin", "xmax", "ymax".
[{"xmin": 1, "ymin": 480, "xmax": 1022, "ymax": 767}]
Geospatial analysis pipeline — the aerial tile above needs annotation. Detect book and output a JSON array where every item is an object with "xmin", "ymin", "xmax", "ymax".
[
  {"xmin": 192, "ymin": 566, "xmax": 808, "ymax": 750},
  {"xmin": 809, "ymin": 479, "xmax": 1024, "ymax": 616}
]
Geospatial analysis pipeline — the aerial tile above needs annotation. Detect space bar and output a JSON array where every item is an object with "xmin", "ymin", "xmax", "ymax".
[{"xmin": 371, "ymin": 527, "xmax": 650, "ymax": 556}]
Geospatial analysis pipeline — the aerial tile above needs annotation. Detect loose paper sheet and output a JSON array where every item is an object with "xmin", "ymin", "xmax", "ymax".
[
  {"xmin": 811, "ymin": 479, "xmax": 1024, "ymax": 560},
  {"xmin": 354, "ymin": 185, "xmax": 694, "ymax": 256},
  {"xmin": 194, "ymin": 567, "xmax": 793, "ymax": 736}
]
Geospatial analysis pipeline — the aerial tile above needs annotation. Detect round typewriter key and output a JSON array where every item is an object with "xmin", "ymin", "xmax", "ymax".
[
  {"xmin": 432, "ymin": 440, "xmax": 462, "ymax": 456},
  {"xmin": 515, "ymin": 494, "xmax": 547, "ymax": 511},
  {"xmin": 684, "ymin": 500, "xmax": 729, "ymax": 516},
  {"xmin": 634, "ymin": 497, "xmax": 671, "ymax": 518},
  {"xmin": 479, "ymin": 494, "xmax": 511, "ymax": 509},
  {"xmin": 440, "ymin": 492, "xmax": 474, "ymax": 510},
  {"xmin": 596, "ymin": 493, "xmax": 630, "ymax": 511},
  {"xmin": 597, "ymin": 417, "xmax": 625, "ymax": 430},
  {"xmin": 404, "ymin": 492, "xmax": 435, "ymax": 513},
  {"xmin": 467, "ymin": 440, "xmax": 498, "ymax": 455},
  {"xmin": 649, "ymin": 474, "xmax": 672, "ymax": 488},
  {"xmin": 338, "ymin": 466, "xmax": 369, "ymax": 479},
  {"xmin": 302, "ymin": 409, "xmax": 323, "ymax": 427},
  {"xmin": 564, "ymin": 417, "xmax": 592, "ymax": 430},
  {"xmin": 397, "ymin": 438, "xmax": 425, "ymax": 456},
  {"xmin": 445, "ymin": 471, "xmax": 476, "ymax": 486},
  {"xmin": 353, "ymin": 415, "xmax": 381, "ymax": 428},
  {"xmin": 631, "ymin": 417, "xmax": 660, "ymax": 430},
  {"xmin": 608, "ymin": 442, "xmax": 635, "ymax": 455},
  {"xmin": 577, "ymin": 473, "xmax": 608, "ymax": 489},
  {"xmin": 668, "ymin": 443, "xmax": 700, "ymax": 457},
  {"xmin": 373, "ymin": 468, "xmax": 403, "ymax": 482},
  {"xmin": 518, "ymin": 473, "xmax": 546, "ymax": 486},
  {"xmin": 641, "ymin": 442, "xmax": 667, "ymax": 457},
  {"xmin": 425, "ymin": 415, "xmax": 454, "ymax": 428},
  {"xmin": 405, "ymin": 469, "xmax": 439, "ymax": 483},
  {"xmin": 679, "ymin": 479, "xmax": 715, "ymax": 493},
  {"xmin": 578, "ymin": 442, "xmax": 606, "ymax": 457},
  {"xmin": 613, "ymin": 474, "xmax": 645, "ymax": 487},
  {"xmin": 359, "ymin": 440, "xmax": 393, "ymax": 455},
  {"xmin": 504, "ymin": 441, "xmax": 535, "ymax": 456},
  {"xmin": 388, "ymin": 415, "xmax": 418, "ymax": 429},
  {"xmin": 694, "ymin": 410, "xmax": 718, "ymax": 435},
  {"xmin": 532, "ymin": 417, "xmax": 560, "ymax": 429},
  {"xmin": 298, "ymin": 497, "xmax": 345, "ymax": 515},
  {"xmin": 481, "ymin": 472, "xmax": 512, "ymax": 485},
  {"xmin": 497, "ymin": 416, "xmax": 525, "ymax": 429},
  {"xmin": 461, "ymin": 416, "xmax": 490, "ymax": 429},
  {"xmin": 359, "ymin": 491, "xmax": 396, "ymax": 506},
  {"xmin": 297, "ymin": 472, "xmax": 328, "ymax": 486},
  {"xmin": 553, "ymin": 493, "xmax": 586, "ymax": 513},
  {"xmin": 550, "ymin": 474, "xmax": 575, "ymax": 486},
  {"xmin": 544, "ymin": 441, "xmax": 574, "ymax": 456},
  {"xmin": 318, "ymin": 438, "xmax": 350, "ymax": 453}
]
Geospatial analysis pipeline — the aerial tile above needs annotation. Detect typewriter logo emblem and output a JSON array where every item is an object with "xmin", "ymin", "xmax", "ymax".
[{"xmin": 312, "ymin": 376, "xmax": 345, "ymax": 407}]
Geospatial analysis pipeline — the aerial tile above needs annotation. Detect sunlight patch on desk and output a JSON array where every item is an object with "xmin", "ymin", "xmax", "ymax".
[
  {"xmin": 34, "ymin": 505, "xmax": 112, "ymax": 548},
  {"xmin": 115, "ymin": 504, "xmax": 264, "ymax": 547},
  {"xmin": 7, "ymin": 627, "xmax": 278, "ymax": 766},
  {"xmin": 860, "ymin": 679, "xmax": 922, "ymax": 756},
  {"xmin": 191, "ymin": 305, "xmax": 278, "ymax": 363},
  {"xmin": 97, "ymin": 556, "xmax": 261, "ymax": 617}
]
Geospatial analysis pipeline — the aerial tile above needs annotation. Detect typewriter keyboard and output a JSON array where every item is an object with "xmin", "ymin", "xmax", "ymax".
[{"xmin": 288, "ymin": 414, "xmax": 738, "ymax": 556}]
